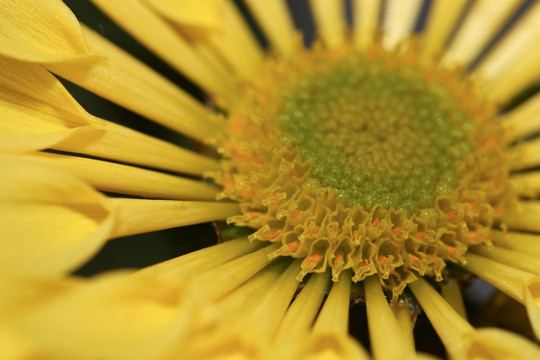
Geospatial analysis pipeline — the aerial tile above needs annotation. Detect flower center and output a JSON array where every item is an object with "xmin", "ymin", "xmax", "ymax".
[
  {"xmin": 278, "ymin": 55, "xmax": 472, "ymax": 214},
  {"xmin": 212, "ymin": 43, "xmax": 511, "ymax": 300}
]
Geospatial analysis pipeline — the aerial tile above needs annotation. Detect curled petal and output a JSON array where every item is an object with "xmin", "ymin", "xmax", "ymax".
[
  {"xmin": 525, "ymin": 275, "xmax": 540, "ymax": 341},
  {"xmin": 0, "ymin": 154, "xmax": 114, "ymax": 275},
  {"xmin": 461, "ymin": 328, "xmax": 540, "ymax": 360},
  {"xmin": 1, "ymin": 271, "xmax": 199, "ymax": 360},
  {"xmin": 0, "ymin": 0, "xmax": 95, "ymax": 63}
]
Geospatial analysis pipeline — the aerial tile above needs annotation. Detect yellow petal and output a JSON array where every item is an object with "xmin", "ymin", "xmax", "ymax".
[
  {"xmin": 0, "ymin": 55, "xmax": 89, "ymax": 130},
  {"xmin": 89, "ymin": 0, "xmax": 238, "ymax": 103},
  {"xmin": 502, "ymin": 92, "xmax": 540, "ymax": 143},
  {"xmin": 172, "ymin": 260, "xmax": 300, "ymax": 359},
  {"xmin": 420, "ymin": 0, "xmax": 468, "ymax": 63},
  {"xmin": 462, "ymin": 328, "xmax": 540, "ymax": 359},
  {"xmin": 493, "ymin": 231, "xmax": 540, "ymax": 257},
  {"xmin": 229, "ymin": 260, "xmax": 302, "ymax": 337},
  {"xmin": 243, "ymin": 0, "xmax": 297, "ymax": 57},
  {"xmin": 314, "ymin": 271, "xmax": 352, "ymax": 334},
  {"xmin": 474, "ymin": 1, "xmax": 540, "ymax": 83},
  {"xmin": 110, "ymin": 199, "xmax": 240, "ymax": 239},
  {"xmin": 507, "ymin": 139, "xmax": 540, "ymax": 171},
  {"xmin": 0, "ymin": 276, "xmax": 79, "ymax": 321},
  {"xmin": 504, "ymin": 201, "xmax": 540, "ymax": 233},
  {"xmin": 525, "ymin": 275, "xmax": 540, "ymax": 341},
  {"xmin": 416, "ymin": 354, "xmax": 442, "ymax": 360},
  {"xmin": 409, "ymin": 277, "xmax": 473, "ymax": 359},
  {"xmin": 298, "ymin": 333, "xmax": 370, "ymax": 360},
  {"xmin": 442, "ymin": 0, "xmax": 522, "ymax": 68},
  {"xmin": 216, "ymin": 260, "xmax": 287, "ymax": 316},
  {"xmin": 441, "ymin": 279, "xmax": 468, "ymax": 319},
  {"xmin": 273, "ymin": 272, "xmax": 331, "ymax": 344},
  {"xmin": 2, "ymin": 271, "xmax": 199, "ymax": 360},
  {"xmin": 0, "ymin": 327, "xmax": 31, "ymax": 360},
  {"xmin": 22, "ymin": 151, "xmax": 219, "ymax": 201},
  {"xmin": 54, "ymin": 119, "xmax": 221, "ymax": 176},
  {"xmin": 472, "ymin": 245, "xmax": 540, "ymax": 275},
  {"xmin": 511, "ymin": 171, "xmax": 540, "ymax": 197},
  {"xmin": 45, "ymin": 25, "xmax": 217, "ymax": 142},
  {"xmin": 190, "ymin": 243, "xmax": 280, "ymax": 302},
  {"xmin": 309, "ymin": 0, "xmax": 346, "ymax": 50},
  {"xmin": 364, "ymin": 275, "xmax": 415, "ymax": 360},
  {"xmin": 461, "ymin": 253, "xmax": 534, "ymax": 303},
  {"xmin": 295, "ymin": 272, "xmax": 370, "ymax": 360},
  {"xmin": 146, "ymin": 0, "xmax": 262, "ymax": 81},
  {"xmin": 198, "ymin": 1, "xmax": 263, "ymax": 81},
  {"xmin": 0, "ymin": 0, "xmax": 95, "ymax": 63},
  {"xmin": 392, "ymin": 302, "xmax": 417, "ymax": 353},
  {"xmin": 382, "ymin": 0, "xmax": 423, "ymax": 50},
  {"xmin": 138, "ymin": 237, "xmax": 265, "ymax": 279},
  {"xmin": 0, "ymin": 154, "xmax": 114, "ymax": 275},
  {"xmin": 0, "ymin": 55, "xmax": 218, "ymax": 175},
  {"xmin": 140, "ymin": 0, "xmax": 223, "ymax": 30},
  {"xmin": 174, "ymin": 332, "xmax": 268, "ymax": 360},
  {"xmin": 484, "ymin": 42, "xmax": 540, "ymax": 104},
  {"xmin": 353, "ymin": 0, "xmax": 380, "ymax": 50}
]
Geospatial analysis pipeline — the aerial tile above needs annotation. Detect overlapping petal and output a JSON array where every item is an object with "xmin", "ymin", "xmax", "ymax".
[
  {"xmin": 0, "ymin": 271, "xmax": 201, "ymax": 360},
  {"xmin": 0, "ymin": 154, "xmax": 114, "ymax": 275},
  {"xmin": 0, "ymin": 0, "xmax": 95, "ymax": 63}
]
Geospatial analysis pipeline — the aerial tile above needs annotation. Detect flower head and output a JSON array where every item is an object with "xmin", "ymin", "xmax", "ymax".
[{"xmin": 2, "ymin": 0, "xmax": 540, "ymax": 359}]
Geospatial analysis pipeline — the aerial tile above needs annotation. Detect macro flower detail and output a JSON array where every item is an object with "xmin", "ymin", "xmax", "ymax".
[
  {"xmin": 2, "ymin": 0, "xmax": 540, "ymax": 359},
  {"xmin": 214, "ymin": 43, "xmax": 511, "ymax": 299}
]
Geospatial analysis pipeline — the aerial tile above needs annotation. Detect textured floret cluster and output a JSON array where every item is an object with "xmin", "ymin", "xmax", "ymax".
[{"xmin": 211, "ymin": 44, "xmax": 512, "ymax": 299}]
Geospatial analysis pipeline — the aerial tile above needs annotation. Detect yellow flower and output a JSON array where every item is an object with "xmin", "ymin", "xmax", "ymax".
[{"xmin": 2, "ymin": 0, "xmax": 540, "ymax": 359}]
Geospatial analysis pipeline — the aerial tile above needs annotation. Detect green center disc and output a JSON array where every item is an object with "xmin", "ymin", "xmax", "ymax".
[{"xmin": 277, "ymin": 55, "xmax": 474, "ymax": 213}]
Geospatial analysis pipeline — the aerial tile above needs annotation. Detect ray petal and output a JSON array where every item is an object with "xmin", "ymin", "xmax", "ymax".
[
  {"xmin": 138, "ymin": 238, "xmax": 266, "ymax": 280},
  {"xmin": 309, "ymin": 0, "xmax": 346, "ymax": 50},
  {"xmin": 365, "ymin": 275, "xmax": 415, "ymax": 360},
  {"xmin": 0, "ymin": 271, "xmax": 200, "ymax": 360},
  {"xmin": 273, "ymin": 272, "xmax": 330, "ymax": 344},
  {"xmin": 504, "ymin": 201, "xmax": 540, "ymax": 233},
  {"xmin": 0, "ymin": 155, "xmax": 114, "ymax": 275},
  {"xmin": 0, "ymin": 0, "xmax": 95, "ymax": 63},
  {"xmin": 492, "ymin": 231, "xmax": 540, "ymax": 257},
  {"xmin": 382, "ymin": 0, "xmax": 423, "ymax": 50},
  {"xmin": 471, "ymin": 245, "xmax": 540, "ymax": 275},
  {"xmin": 146, "ymin": 0, "xmax": 263, "ymax": 81},
  {"xmin": 140, "ymin": 0, "xmax": 223, "ymax": 30},
  {"xmin": 18, "ymin": 152, "xmax": 219, "ymax": 201},
  {"xmin": 192, "ymin": 243, "xmax": 280, "ymax": 302},
  {"xmin": 420, "ymin": 0, "xmax": 468, "ymax": 63},
  {"xmin": 243, "ymin": 0, "xmax": 297, "ymax": 57},
  {"xmin": 353, "ymin": 0, "xmax": 381, "ymax": 50},
  {"xmin": 525, "ymin": 275, "xmax": 540, "ymax": 341},
  {"xmin": 90, "ymin": 0, "xmax": 239, "ymax": 103},
  {"xmin": 295, "ymin": 272, "xmax": 370, "ymax": 360},
  {"xmin": 409, "ymin": 277, "xmax": 473, "ymax": 359},
  {"xmin": 109, "ymin": 199, "xmax": 240, "ymax": 238},
  {"xmin": 483, "ymin": 43, "xmax": 540, "ymax": 104},
  {"xmin": 442, "ymin": 0, "xmax": 522, "ymax": 68},
  {"xmin": 0, "ymin": 56, "xmax": 219, "ymax": 175},
  {"xmin": 501, "ymin": 92, "xmax": 540, "ymax": 143},
  {"xmin": 461, "ymin": 253, "xmax": 534, "ymax": 303},
  {"xmin": 507, "ymin": 139, "xmax": 540, "ymax": 171},
  {"xmin": 45, "ymin": 25, "xmax": 218, "ymax": 142},
  {"xmin": 474, "ymin": 1, "xmax": 540, "ymax": 83}
]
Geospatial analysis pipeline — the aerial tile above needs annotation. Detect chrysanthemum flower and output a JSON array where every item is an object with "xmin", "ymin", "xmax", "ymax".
[{"xmin": 2, "ymin": 0, "xmax": 540, "ymax": 358}]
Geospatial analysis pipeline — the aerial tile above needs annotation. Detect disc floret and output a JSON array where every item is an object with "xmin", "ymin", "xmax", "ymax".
[{"xmin": 212, "ymin": 44, "xmax": 511, "ymax": 299}]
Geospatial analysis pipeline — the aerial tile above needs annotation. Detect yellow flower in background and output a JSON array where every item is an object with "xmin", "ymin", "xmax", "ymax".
[{"xmin": 2, "ymin": 0, "xmax": 540, "ymax": 359}]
